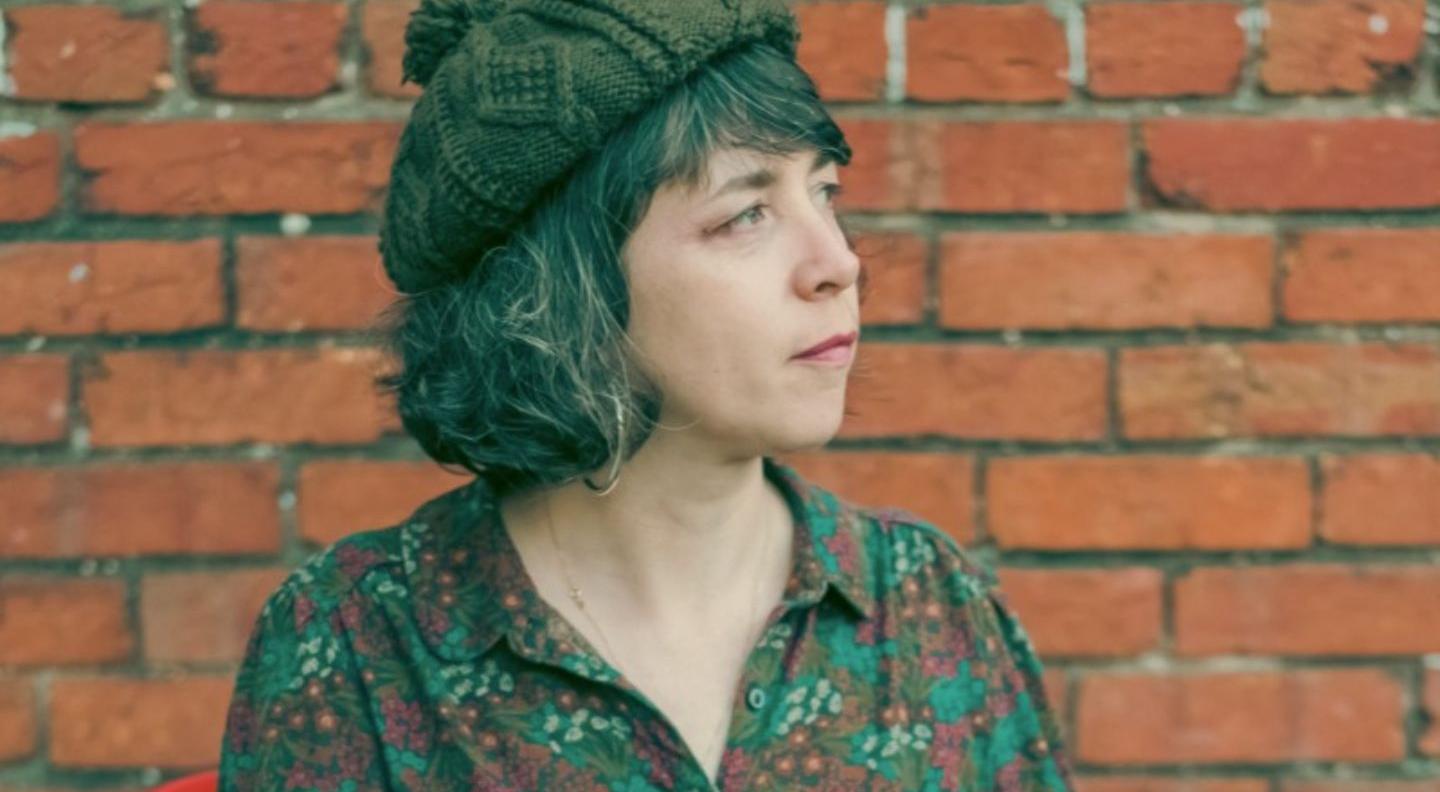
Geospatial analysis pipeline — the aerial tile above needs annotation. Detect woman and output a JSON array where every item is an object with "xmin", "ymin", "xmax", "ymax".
[{"xmin": 217, "ymin": 0, "xmax": 1076, "ymax": 789}]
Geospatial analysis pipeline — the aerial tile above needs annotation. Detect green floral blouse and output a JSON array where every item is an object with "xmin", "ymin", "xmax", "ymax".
[{"xmin": 218, "ymin": 456, "xmax": 1075, "ymax": 791}]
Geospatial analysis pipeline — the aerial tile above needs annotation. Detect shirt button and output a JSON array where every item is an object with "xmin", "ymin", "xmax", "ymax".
[{"xmin": 745, "ymin": 686, "xmax": 767, "ymax": 711}]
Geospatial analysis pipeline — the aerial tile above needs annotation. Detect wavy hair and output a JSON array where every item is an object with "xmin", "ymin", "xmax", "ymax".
[{"xmin": 371, "ymin": 40, "xmax": 873, "ymax": 499}]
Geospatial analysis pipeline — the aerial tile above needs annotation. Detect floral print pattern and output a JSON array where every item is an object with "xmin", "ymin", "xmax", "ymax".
[{"xmin": 218, "ymin": 456, "xmax": 1075, "ymax": 791}]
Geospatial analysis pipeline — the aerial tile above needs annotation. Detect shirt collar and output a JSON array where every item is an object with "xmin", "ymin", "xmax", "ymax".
[{"xmin": 403, "ymin": 455, "xmax": 877, "ymax": 663}]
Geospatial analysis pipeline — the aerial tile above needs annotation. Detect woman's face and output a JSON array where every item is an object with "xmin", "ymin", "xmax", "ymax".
[{"xmin": 621, "ymin": 145, "xmax": 862, "ymax": 455}]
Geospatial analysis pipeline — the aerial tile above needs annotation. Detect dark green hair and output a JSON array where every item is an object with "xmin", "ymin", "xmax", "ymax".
[{"xmin": 372, "ymin": 40, "xmax": 872, "ymax": 499}]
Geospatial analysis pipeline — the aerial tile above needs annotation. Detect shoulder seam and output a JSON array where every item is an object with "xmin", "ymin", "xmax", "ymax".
[
  {"xmin": 863, "ymin": 505, "xmax": 999, "ymax": 592},
  {"xmin": 259, "ymin": 524, "xmax": 406, "ymax": 626}
]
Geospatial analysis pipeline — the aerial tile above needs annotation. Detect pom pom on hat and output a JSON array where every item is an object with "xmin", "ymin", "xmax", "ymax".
[{"xmin": 400, "ymin": 0, "xmax": 505, "ymax": 88}]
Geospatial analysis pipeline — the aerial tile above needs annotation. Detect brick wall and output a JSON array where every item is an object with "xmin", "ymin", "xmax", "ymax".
[{"xmin": 1, "ymin": 0, "xmax": 1438, "ymax": 789}]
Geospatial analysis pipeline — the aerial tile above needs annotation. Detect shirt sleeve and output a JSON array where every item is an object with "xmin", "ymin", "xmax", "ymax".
[
  {"xmin": 218, "ymin": 578, "xmax": 391, "ymax": 791},
  {"xmin": 978, "ymin": 582, "xmax": 1078, "ymax": 791}
]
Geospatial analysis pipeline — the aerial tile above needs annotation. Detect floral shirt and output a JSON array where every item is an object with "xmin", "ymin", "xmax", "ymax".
[{"xmin": 218, "ymin": 456, "xmax": 1075, "ymax": 791}]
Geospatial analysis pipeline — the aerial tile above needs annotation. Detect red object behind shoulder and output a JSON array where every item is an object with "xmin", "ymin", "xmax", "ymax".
[{"xmin": 151, "ymin": 770, "xmax": 218, "ymax": 792}]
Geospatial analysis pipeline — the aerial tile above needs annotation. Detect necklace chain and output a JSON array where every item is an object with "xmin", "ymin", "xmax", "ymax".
[{"xmin": 542, "ymin": 492, "xmax": 778, "ymax": 779}]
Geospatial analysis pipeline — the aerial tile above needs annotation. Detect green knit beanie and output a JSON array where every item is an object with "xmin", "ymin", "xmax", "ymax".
[{"xmin": 377, "ymin": 0, "xmax": 803, "ymax": 295}]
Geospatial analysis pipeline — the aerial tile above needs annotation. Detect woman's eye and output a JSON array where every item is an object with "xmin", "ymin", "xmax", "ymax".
[
  {"xmin": 721, "ymin": 204, "xmax": 768, "ymax": 233},
  {"xmin": 714, "ymin": 183, "xmax": 844, "ymax": 236}
]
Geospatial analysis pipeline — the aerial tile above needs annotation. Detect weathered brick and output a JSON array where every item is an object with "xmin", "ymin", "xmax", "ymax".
[
  {"xmin": 1076, "ymin": 669, "xmax": 1405, "ymax": 763},
  {"xmin": 1078, "ymin": 780, "xmax": 1268, "ymax": 792},
  {"xmin": 0, "ymin": 240, "xmax": 224, "ymax": 336},
  {"xmin": 83, "ymin": 347, "xmax": 394, "ymax": 447},
  {"xmin": 938, "ymin": 231, "xmax": 1273, "ymax": 330},
  {"xmin": 73, "ymin": 121, "xmax": 401, "ymax": 216},
  {"xmin": 1283, "ymin": 227, "xmax": 1440, "ymax": 323},
  {"xmin": 361, "ymin": 0, "xmax": 423, "ymax": 99},
  {"xmin": 1120, "ymin": 342, "xmax": 1440, "ymax": 438},
  {"xmin": 187, "ymin": 1, "xmax": 347, "ymax": 98},
  {"xmin": 0, "ymin": 131, "xmax": 61, "ymax": 222},
  {"xmin": 995, "ymin": 567, "xmax": 1163, "ymax": 657},
  {"xmin": 48, "ymin": 676, "xmax": 232, "ymax": 768},
  {"xmin": 0, "ymin": 577, "xmax": 131, "ymax": 666},
  {"xmin": 4, "ymin": 5, "xmax": 169, "ymax": 102},
  {"xmin": 1321, "ymin": 453, "xmax": 1440, "ymax": 546},
  {"xmin": 0, "ymin": 678, "xmax": 36, "ymax": 762},
  {"xmin": 1086, "ymin": 2, "xmax": 1247, "ymax": 98},
  {"xmin": 297, "ymin": 459, "xmax": 471, "ymax": 547},
  {"xmin": 0, "ymin": 354, "xmax": 68, "ymax": 444},
  {"xmin": 795, "ymin": 1, "xmax": 887, "ymax": 101},
  {"xmin": 906, "ymin": 4, "xmax": 1068, "ymax": 102},
  {"xmin": 1282, "ymin": 781, "xmax": 1440, "ymax": 792},
  {"xmin": 141, "ymin": 568, "xmax": 289, "ymax": 664},
  {"xmin": 780, "ymin": 450, "xmax": 977, "ymax": 545},
  {"xmin": 988, "ymin": 455, "xmax": 1310, "ymax": 550},
  {"xmin": 1175, "ymin": 564, "xmax": 1440, "ymax": 656},
  {"xmin": 1422, "ymin": 661, "xmax": 1440, "ymax": 756},
  {"xmin": 854, "ymin": 231, "xmax": 927, "ymax": 326},
  {"xmin": 1260, "ymin": 0, "xmax": 1425, "ymax": 94},
  {"xmin": 835, "ymin": 117, "xmax": 1129, "ymax": 213},
  {"xmin": 0, "ymin": 462, "xmax": 281, "ymax": 558},
  {"xmin": 235, "ymin": 235, "xmax": 397, "ymax": 332},
  {"xmin": 843, "ymin": 343, "xmax": 1108, "ymax": 441},
  {"xmin": 1143, "ymin": 118, "xmax": 1440, "ymax": 211}
]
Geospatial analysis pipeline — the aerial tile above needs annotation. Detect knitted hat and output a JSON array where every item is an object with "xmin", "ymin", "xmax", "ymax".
[{"xmin": 377, "ymin": 0, "xmax": 803, "ymax": 295}]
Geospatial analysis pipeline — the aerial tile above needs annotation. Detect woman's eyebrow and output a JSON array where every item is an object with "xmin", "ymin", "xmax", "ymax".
[{"xmin": 703, "ymin": 149, "xmax": 835, "ymax": 204}]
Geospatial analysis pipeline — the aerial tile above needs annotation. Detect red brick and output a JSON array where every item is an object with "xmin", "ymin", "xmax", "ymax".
[
  {"xmin": 854, "ymin": 231, "xmax": 927, "ymax": 326},
  {"xmin": 0, "ymin": 678, "xmax": 36, "ymax": 762},
  {"xmin": 1283, "ymin": 227, "xmax": 1440, "ymax": 323},
  {"xmin": 298, "ymin": 459, "xmax": 471, "ymax": 546},
  {"xmin": 4, "ymin": 6, "xmax": 169, "ymax": 102},
  {"xmin": 73, "ymin": 121, "xmax": 401, "ymax": 216},
  {"xmin": 779, "ymin": 450, "xmax": 977, "ymax": 545},
  {"xmin": 939, "ymin": 231, "xmax": 1273, "ymax": 330},
  {"xmin": 0, "ymin": 240, "xmax": 223, "ymax": 335},
  {"xmin": 1175, "ymin": 564, "xmax": 1440, "ymax": 656},
  {"xmin": 795, "ymin": 1, "xmax": 887, "ymax": 101},
  {"xmin": 0, "ymin": 131, "xmax": 61, "ymax": 222},
  {"xmin": 1086, "ymin": 2, "xmax": 1247, "ymax": 98},
  {"xmin": 82, "ymin": 347, "xmax": 394, "ymax": 447},
  {"xmin": 141, "ymin": 568, "xmax": 289, "ymax": 664},
  {"xmin": 835, "ymin": 117, "xmax": 1130, "ymax": 213},
  {"xmin": 842, "ymin": 343, "xmax": 1107, "ymax": 441},
  {"xmin": 0, "ymin": 462, "xmax": 280, "ymax": 558},
  {"xmin": 1321, "ymin": 453, "xmax": 1440, "ymax": 546},
  {"xmin": 1042, "ymin": 668, "xmax": 1069, "ymax": 725},
  {"xmin": 1120, "ymin": 342, "xmax": 1440, "ymax": 438},
  {"xmin": 1143, "ymin": 117, "xmax": 1440, "ymax": 211},
  {"xmin": 989, "ymin": 455, "xmax": 1311, "ymax": 550},
  {"xmin": 1261, "ymin": 0, "xmax": 1425, "ymax": 94},
  {"xmin": 0, "ymin": 577, "xmax": 131, "ymax": 666},
  {"xmin": 1283, "ymin": 782, "xmax": 1440, "ymax": 792},
  {"xmin": 187, "ymin": 1, "xmax": 347, "ymax": 98},
  {"xmin": 361, "ymin": 0, "xmax": 423, "ymax": 99},
  {"xmin": 49, "ymin": 676, "xmax": 232, "ymax": 768},
  {"xmin": 1423, "ymin": 663, "xmax": 1440, "ymax": 756},
  {"xmin": 995, "ymin": 567, "xmax": 1163, "ymax": 657},
  {"xmin": 1078, "ymin": 781, "xmax": 1268, "ymax": 792},
  {"xmin": 1076, "ymin": 669, "xmax": 1405, "ymax": 763},
  {"xmin": 235, "ymin": 235, "xmax": 398, "ymax": 332},
  {"xmin": 906, "ymin": 4, "xmax": 1068, "ymax": 102},
  {"xmin": 0, "ymin": 354, "xmax": 68, "ymax": 444}
]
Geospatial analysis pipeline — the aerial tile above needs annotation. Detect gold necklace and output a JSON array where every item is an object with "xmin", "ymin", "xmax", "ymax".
[{"xmin": 542, "ymin": 491, "xmax": 778, "ymax": 777}]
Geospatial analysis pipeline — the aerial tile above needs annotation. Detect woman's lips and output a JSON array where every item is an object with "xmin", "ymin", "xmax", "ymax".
[{"xmin": 793, "ymin": 341, "xmax": 854, "ymax": 365}]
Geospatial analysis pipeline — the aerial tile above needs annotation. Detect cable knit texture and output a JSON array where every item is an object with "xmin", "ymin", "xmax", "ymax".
[{"xmin": 378, "ymin": 0, "xmax": 802, "ymax": 294}]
